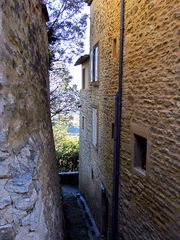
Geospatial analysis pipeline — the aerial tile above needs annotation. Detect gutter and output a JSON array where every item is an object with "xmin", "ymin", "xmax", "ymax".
[{"xmin": 111, "ymin": 0, "xmax": 125, "ymax": 239}]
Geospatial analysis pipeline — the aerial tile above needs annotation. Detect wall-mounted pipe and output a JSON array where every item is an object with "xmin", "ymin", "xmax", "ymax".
[{"xmin": 111, "ymin": 0, "xmax": 125, "ymax": 239}]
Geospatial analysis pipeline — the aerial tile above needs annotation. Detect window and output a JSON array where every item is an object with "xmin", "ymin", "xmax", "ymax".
[
  {"xmin": 92, "ymin": 108, "xmax": 98, "ymax": 147},
  {"xmin": 90, "ymin": 44, "xmax": 99, "ymax": 82},
  {"xmin": 82, "ymin": 68, "xmax": 85, "ymax": 89},
  {"xmin": 133, "ymin": 134, "xmax": 147, "ymax": 171},
  {"xmin": 82, "ymin": 116, "xmax": 85, "ymax": 130},
  {"xmin": 113, "ymin": 38, "xmax": 118, "ymax": 59},
  {"xmin": 112, "ymin": 123, "xmax": 115, "ymax": 139}
]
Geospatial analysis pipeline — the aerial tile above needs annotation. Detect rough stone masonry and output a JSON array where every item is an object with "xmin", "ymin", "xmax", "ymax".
[
  {"xmin": 79, "ymin": 0, "xmax": 180, "ymax": 239},
  {"xmin": 0, "ymin": 0, "xmax": 63, "ymax": 239}
]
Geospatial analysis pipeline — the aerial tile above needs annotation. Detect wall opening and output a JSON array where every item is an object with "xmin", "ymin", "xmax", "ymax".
[
  {"xmin": 133, "ymin": 134, "xmax": 147, "ymax": 171},
  {"xmin": 113, "ymin": 38, "xmax": 117, "ymax": 59},
  {"xmin": 82, "ymin": 68, "xmax": 86, "ymax": 89}
]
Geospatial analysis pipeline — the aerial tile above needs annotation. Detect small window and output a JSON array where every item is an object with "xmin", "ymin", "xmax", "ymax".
[
  {"xmin": 82, "ymin": 68, "xmax": 85, "ymax": 89},
  {"xmin": 90, "ymin": 44, "xmax": 99, "ymax": 82},
  {"xmin": 113, "ymin": 38, "xmax": 117, "ymax": 59},
  {"xmin": 82, "ymin": 116, "xmax": 85, "ymax": 130},
  {"xmin": 112, "ymin": 123, "xmax": 115, "ymax": 139},
  {"xmin": 92, "ymin": 108, "xmax": 98, "ymax": 147},
  {"xmin": 133, "ymin": 134, "xmax": 147, "ymax": 171}
]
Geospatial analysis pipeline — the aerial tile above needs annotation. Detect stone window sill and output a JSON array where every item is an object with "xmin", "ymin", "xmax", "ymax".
[{"xmin": 133, "ymin": 167, "xmax": 146, "ymax": 177}]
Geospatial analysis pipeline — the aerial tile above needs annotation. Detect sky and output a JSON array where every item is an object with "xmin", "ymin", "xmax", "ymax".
[
  {"xmin": 70, "ymin": 6, "xmax": 90, "ymax": 90},
  {"xmin": 47, "ymin": 1, "xmax": 90, "ymax": 90}
]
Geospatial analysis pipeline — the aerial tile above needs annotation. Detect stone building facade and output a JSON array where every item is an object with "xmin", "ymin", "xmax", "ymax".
[
  {"xmin": 78, "ymin": 0, "xmax": 180, "ymax": 239},
  {"xmin": 0, "ymin": 1, "xmax": 63, "ymax": 239}
]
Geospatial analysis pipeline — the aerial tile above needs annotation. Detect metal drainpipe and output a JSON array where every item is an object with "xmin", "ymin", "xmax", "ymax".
[{"xmin": 111, "ymin": 0, "xmax": 125, "ymax": 239}]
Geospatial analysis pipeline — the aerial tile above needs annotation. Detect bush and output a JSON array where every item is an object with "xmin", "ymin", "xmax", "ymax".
[{"xmin": 53, "ymin": 121, "xmax": 79, "ymax": 172}]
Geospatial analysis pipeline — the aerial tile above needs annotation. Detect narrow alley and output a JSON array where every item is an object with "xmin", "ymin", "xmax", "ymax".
[
  {"xmin": 0, "ymin": 1, "xmax": 179, "ymax": 240},
  {"xmin": 61, "ymin": 184, "xmax": 100, "ymax": 240}
]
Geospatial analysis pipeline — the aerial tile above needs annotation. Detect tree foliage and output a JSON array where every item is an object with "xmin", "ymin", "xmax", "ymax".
[
  {"xmin": 53, "ymin": 121, "xmax": 79, "ymax": 172},
  {"xmin": 50, "ymin": 64, "xmax": 79, "ymax": 118},
  {"xmin": 46, "ymin": 0, "xmax": 88, "ymax": 118},
  {"xmin": 47, "ymin": 0, "xmax": 88, "ymax": 67}
]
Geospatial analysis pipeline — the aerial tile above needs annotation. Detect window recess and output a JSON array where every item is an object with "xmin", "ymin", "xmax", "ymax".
[
  {"xmin": 133, "ymin": 134, "xmax": 147, "ymax": 171},
  {"xmin": 92, "ymin": 108, "xmax": 98, "ymax": 147},
  {"xmin": 90, "ymin": 44, "xmax": 99, "ymax": 83}
]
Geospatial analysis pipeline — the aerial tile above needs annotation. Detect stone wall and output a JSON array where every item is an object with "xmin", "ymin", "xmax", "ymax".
[
  {"xmin": 80, "ymin": 0, "xmax": 180, "ymax": 239},
  {"xmin": 120, "ymin": 0, "xmax": 180, "ymax": 239},
  {"xmin": 0, "ymin": 1, "xmax": 63, "ymax": 239},
  {"xmin": 79, "ymin": 0, "xmax": 120, "ymax": 235}
]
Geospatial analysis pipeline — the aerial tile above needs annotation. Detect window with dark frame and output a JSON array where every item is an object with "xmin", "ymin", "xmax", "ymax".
[
  {"xmin": 90, "ymin": 44, "xmax": 99, "ymax": 82},
  {"xmin": 133, "ymin": 134, "xmax": 147, "ymax": 171},
  {"xmin": 82, "ymin": 68, "xmax": 85, "ymax": 89}
]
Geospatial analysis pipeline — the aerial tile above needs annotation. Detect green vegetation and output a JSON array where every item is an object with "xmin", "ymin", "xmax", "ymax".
[{"xmin": 53, "ymin": 121, "xmax": 79, "ymax": 172}]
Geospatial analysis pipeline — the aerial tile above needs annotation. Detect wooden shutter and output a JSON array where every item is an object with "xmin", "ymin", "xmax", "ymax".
[
  {"xmin": 95, "ymin": 46, "xmax": 99, "ymax": 81},
  {"xmin": 92, "ymin": 108, "xmax": 97, "ymax": 147}
]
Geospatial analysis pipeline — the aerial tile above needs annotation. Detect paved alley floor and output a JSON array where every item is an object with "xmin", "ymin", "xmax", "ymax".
[{"xmin": 61, "ymin": 185, "xmax": 100, "ymax": 240}]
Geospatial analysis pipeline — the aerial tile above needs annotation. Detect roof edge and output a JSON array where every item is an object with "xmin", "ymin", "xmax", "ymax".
[
  {"xmin": 85, "ymin": 0, "xmax": 93, "ymax": 6},
  {"xmin": 74, "ymin": 54, "xmax": 90, "ymax": 66}
]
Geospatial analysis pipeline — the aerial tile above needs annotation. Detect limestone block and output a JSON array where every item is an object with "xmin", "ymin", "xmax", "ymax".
[
  {"xmin": 0, "ymin": 74, "xmax": 6, "ymax": 84},
  {"xmin": 0, "ymin": 180, "xmax": 11, "ymax": 210},
  {"xmin": 0, "ymin": 224, "xmax": 15, "ymax": 240},
  {"xmin": 22, "ymin": 190, "xmax": 47, "ymax": 235},
  {"xmin": 0, "ymin": 157, "xmax": 11, "ymax": 178},
  {"xmin": 1, "ymin": 206, "xmax": 27, "ymax": 225},
  {"xmin": 22, "ymin": 203, "xmax": 41, "ymax": 231},
  {"xmin": 0, "ymin": 196, "xmax": 11, "ymax": 210},
  {"xmin": 13, "ymin": 189, "xmax": 37, "ymax": 211},
  {"xmin": 11, "ymin": 144, "xmax": 39, "ymax": 177},
  {"xmin": 0, "ymin": 97, "xmax": 5, "ymax": 115},
  {"xmin": 0, "ymin": 216, "xmax": 7, "ymax": 226},
  {"xmin": 0, "ymin": 150, "xmax": 9, "ymax": 162},
  {"xmin": 0, "ymin": 130, "xmax": 7, "ymax": 145},
  {"xmin": 5, "ymin": 173, "xmax": 32, "ymax": 193},
  {"xmin": 15, "ymin": 227, "xmax": 35, "ymax": 240}
]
